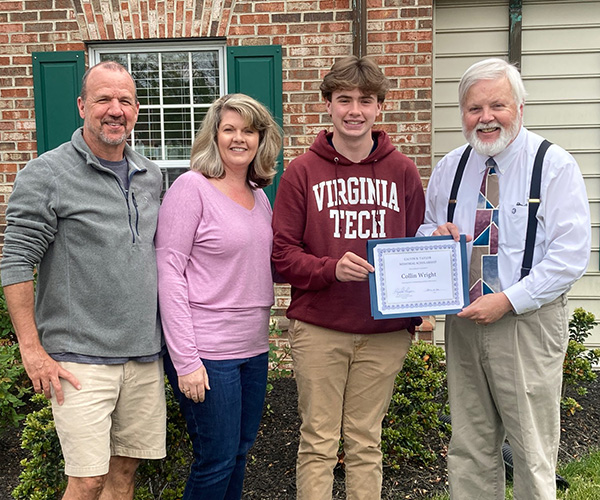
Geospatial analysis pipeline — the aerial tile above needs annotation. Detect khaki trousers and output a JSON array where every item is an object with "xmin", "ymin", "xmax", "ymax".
[
  {"xmin": 288, "ymin": 319, "xmax": 411, "ymax": 500},
  {"xmin": 446, "ymin": 294, "xmax": 569, "ymax": 500}
]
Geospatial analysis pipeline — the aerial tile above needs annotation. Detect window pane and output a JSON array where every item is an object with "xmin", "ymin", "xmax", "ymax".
[
  {"xmin": 162, "ymin": 52, "xmax": 190, "ymax": 106},
  {"xmin": 193, "ymin": 109, "xmax": 208, "ymax": 135},
  {"xmin": 132, "ymin": 53, "xmax": 160, "ymax": 107},
  {"xmin": 192, "ymin": 51, "xmax": 220, "ymax": 104},
  {"xmin": 164, "ymin": 108, "xmax": 192, "ymax": 160},
  {"xmin": 134, "ymin": 108, "xmax": 162, "ymax": 160},
  {"xmin": 100, "ymin": 53, "xmax": 128, "ymax": 66}
]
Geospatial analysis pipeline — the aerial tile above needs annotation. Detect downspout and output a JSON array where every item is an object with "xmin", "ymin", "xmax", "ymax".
[
  {"xmin": 509, "ymin": 0, "xmax": 523, "ymax": 70},
  {"xmin": 352, "ymin": 0, "xmax": 367, "ymax": 58}
]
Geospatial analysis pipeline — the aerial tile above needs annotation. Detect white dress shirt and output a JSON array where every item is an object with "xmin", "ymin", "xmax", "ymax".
[{"xmin": 418, "ymin": 127, "xmax": 591, "ymax": 314}]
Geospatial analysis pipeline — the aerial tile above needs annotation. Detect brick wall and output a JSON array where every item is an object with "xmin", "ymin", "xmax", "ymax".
[
  {"xmin": 0, "ymin": 0, "xmax": 434, "ymax": 234},
  {"xmin": 0, "ymin": 0, "xmax": 435, "ymax": 341}
]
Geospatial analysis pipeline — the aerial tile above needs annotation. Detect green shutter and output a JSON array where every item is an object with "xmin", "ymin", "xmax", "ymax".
[
  {"xmin": 227, "ymin": 46, "xmax": 283, "ymax": 205},
  {"xmin": 32, "ymin": 51, "xmax": 85, "ymax": 155}
]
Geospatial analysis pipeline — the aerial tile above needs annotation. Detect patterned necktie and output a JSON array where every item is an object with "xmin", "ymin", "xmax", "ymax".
[{"xmin": 469, "ymin": 157, "xmax": 500, "ymax": 302}]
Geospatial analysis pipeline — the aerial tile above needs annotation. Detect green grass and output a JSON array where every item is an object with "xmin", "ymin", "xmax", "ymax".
[{"xmin": 420, "ymin": 448, "xmax": 600, "ymax": 500}]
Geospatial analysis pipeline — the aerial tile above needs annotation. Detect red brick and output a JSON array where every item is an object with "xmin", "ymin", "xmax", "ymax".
[
  {"xmin": 386, "ymin": 43, "xmax": 416, "ymax": 54},
  {"xmin": 40, "ymin": 10, "xmax": 70, "ymax": 20},
  {"xmin": 304, "ymin": 11, "xmax": 333, "ymax": 22},
  {"xmin": 370, "ymin": 8, "xmax": 398, "ymax": 19},
  {"xmin": 12, "ymin": 56, "xmax": 33, "ymax": 65},
  {"xmin": 385, "ymin": 19, "xmax": 416, "ymax": 30},
  {"xmin": 271, "ymin": 13, "xmax": 301, "ymax": 23},
  {"xmin": 417, "ymin": 42, "xmax": 432, "ymax": 53},
  {"xmin": 289, "ymin": 114, "xmax": 320, "ymax": 125},
  {"xmin": 401, "ymin": 30, "xmax": 431, "ymax": 41},
  {"xmin": 368, "ymin": 31, "xmax": 398, "ymax": 43},
  {"xmin": 25, "ymin": 0, "xmax": 53, "ymax": 8},
  {"xmin": 0, "ymin": 23, "xmax": 22, "ymax": 33},
  {"xmin": 289, "ymin": 23, "xmax": 319, "ymax": 33},
  {"xmin": 11, "ymin": 33, "xmax": 38, "ymax": 43},
  {"xmin": 1, "ymin": 88, "xmax": 28, "ymax": 98},
  {"xmin": 2, "ymin": 110, "xmax": 28, "ymax": 120},
  {"xmin": 255, "ymin": 1, "xmax": 285, "ymax": 12},
  {"xmin": 0, "ymin": 2, "xmax": 24, "ymax": 10},
  {"xmin": 10, "ymin": 11, "xmax": 37, "ymax": 21},
  {"xmin": 239, "ymin": 13, "xmax": 270, "ymax": 24},
  {"xmin": 319, "ymin": 21, "xmax": 350, "ymax": 33},
  {"xmin": 54, "ymin": 42, "xmax": 86, "ymax": 51},
  {"xmin": 287, "ymin": 0, "xmax": 319, "ymax": 11},
  {"xmin": 17, "ymin": 141, "xmax": 36, "ymax": 151},
  {"xmin": 257, "ymin": 24, "xmax": 287, "ymax": 35},
  {"xmin": 270, "ymin": 34, "xmax": 298, "ymax": 45}
]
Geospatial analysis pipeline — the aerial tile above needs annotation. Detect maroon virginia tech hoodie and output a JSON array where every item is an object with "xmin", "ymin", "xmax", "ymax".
[{"xmin": 272, "ymin": 130, "xmax": 425, "ymax": 334}]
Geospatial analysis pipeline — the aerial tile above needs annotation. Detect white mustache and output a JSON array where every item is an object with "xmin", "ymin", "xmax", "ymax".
[{"xmin": 476, "ymin": 122, "xmax": 501, "ymax": 131}]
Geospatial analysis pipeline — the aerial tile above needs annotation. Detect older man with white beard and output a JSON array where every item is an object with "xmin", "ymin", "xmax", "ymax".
[{"xmin": 418, "ymin": 58, "xmax": 591, "ymax": 499}]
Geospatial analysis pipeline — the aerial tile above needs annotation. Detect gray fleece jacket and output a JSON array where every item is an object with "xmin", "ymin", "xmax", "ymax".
[{"xmin": 1, "ymin": 128, "xmax": 163, "ymax": 358}]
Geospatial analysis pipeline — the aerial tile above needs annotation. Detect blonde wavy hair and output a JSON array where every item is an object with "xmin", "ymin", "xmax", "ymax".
[{"xmin": 190, "ymin": 93, "xmax": 283, "ymax": 188}]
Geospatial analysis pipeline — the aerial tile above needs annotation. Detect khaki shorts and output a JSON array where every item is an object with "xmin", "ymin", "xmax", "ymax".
[{"xmin": 51, "ymin": 359, "xmax": 167, "ymax": 477}]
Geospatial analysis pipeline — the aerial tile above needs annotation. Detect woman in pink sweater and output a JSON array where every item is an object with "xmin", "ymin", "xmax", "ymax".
[{"xmin": 155, "ymin": 94, "xmax": 282, "ymax": 500}]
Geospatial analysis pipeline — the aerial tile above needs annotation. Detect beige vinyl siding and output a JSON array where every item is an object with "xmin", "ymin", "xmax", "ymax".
[{"xmin": 432, "ymin": 0, "xmax": 600, "ymax": 347}]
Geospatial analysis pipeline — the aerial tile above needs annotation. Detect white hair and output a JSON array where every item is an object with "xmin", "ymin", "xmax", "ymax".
[{"xmin": 458, "ymin": 58, "xmax": 527, "ymax": 110}]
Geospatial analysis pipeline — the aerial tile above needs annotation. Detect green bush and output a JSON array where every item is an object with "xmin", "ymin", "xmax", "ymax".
[
  {"xmin": 0, "ymin": 341, "xmax": 31, "ymax": 434},
  {"xmin": 0, "ymin": 285, "xmax": 18, "ymax": 343},
  {"xmin": 267, "ymin": 314, "xmax": 291, "ymax": 388},
  {"xmin": 0, "ymin": 285, "xmax": 32, "ymax": 435},
  {"xmin": 382, "ymin": 340, "xmax": 449, "ymax": 467},
  {"xmin": 134, "ymin": 381, "xmax": 191, "ymax": 499},
  {"xmin": 13, "ymin": 382, "xmax": 192, "ymax": 500},
  {"xmin": 12, "ymin": 395, "xmax": 66, "ymax": 500},
  {"xmin": 562, "ymin": 307, "xmax": 600, "ymax": 415}
]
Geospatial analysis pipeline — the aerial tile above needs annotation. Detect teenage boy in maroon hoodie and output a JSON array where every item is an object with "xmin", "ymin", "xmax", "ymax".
[{"xmin": 272, "ymin": 56, "xmax": 425, "ymax": 500}]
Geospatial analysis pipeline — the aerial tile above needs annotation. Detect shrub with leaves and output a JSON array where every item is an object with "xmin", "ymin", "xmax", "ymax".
[
  {"xmin": 12, "ymin": 395, "xmax": 66, "ymax": 500},
  {"xmin": 0, "ymin": 285, "xmax": 32, "ymax": 435},
  {"xmin": 0, "ymin": 341, "xmax": 31, "ymax": 435},
  {"xmin": 382, "ymin": 340, "xmax": 449, "ymax": 467},
  {"xmin": 562, "ymin": 307, "xmax": 600, "ymax": 415},
  {"xmin": 13, "ymin": 381, "xmax": 193, "ymax": 500},
  {"xmin": 134, "ymin": 380, "xmax": 191, "ymax": 499},
  {"xmin": 267, "ymin": 314, "xmax": 291, "ymax": 389},
  {"xmin": 0, "ymin": 284, "xmax": 18, "ymax": 343}
]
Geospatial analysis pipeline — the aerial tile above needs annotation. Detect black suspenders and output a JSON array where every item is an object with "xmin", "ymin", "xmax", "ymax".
[
  {"xmin": 521, "ymin": 139, "xmax": 552, "ymax": 278},
  {"xmin": 445, "ymin": 139, "xmax": 552, "ymax": 280},
  {"xmin": 447, "ymin": 145, "xmax": 472, "ymax": 223}
]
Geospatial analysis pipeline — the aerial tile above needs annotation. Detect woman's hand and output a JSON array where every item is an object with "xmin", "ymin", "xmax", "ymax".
[{"xmin": 178, "ymin": 365, "xmax": 211, "ymax": 403}]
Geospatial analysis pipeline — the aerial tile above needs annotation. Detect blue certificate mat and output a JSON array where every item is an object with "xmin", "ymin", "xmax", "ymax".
[{"xmin": 367, "ymin": 235, "xmax": 469, "ymax": 319}]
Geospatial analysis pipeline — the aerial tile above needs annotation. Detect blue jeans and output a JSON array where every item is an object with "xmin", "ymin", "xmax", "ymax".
[{"xmin": 164, "ymin": 352, "xmax": 268, "ymax": 500}]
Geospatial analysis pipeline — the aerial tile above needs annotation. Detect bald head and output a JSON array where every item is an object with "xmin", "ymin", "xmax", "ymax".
[{"xmin": 80, "ymin": 61, "xmax": 138, "ymax": 103}]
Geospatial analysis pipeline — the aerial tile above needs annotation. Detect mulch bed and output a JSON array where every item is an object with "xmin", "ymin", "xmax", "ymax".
[
  {"xmin": 243, "ymin": 377, "xmax": 600, "ymax": 499},
  {"xmin": 1, "ymin": 377, "xmax": 600, "ymax": 500}
]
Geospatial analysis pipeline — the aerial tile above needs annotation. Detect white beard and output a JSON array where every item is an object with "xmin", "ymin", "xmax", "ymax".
[{"xmin": 464, "ymin": 119, "xmax": 521, "ymax": 157}]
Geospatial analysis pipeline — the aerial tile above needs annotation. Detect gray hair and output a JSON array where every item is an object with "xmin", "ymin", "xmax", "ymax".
[
  {"xmin": 458, "ymin": 58, "xmax": 527, "ymax": 110},
  {"xmin": 190, "ymin": 93, "xmax": 283, "ymax": 189}
]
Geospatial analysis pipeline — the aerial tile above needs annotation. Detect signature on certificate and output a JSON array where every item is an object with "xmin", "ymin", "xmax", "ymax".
[{"xmin": 393, "ymin": 286, "xmax": 415, "ymax": 299}]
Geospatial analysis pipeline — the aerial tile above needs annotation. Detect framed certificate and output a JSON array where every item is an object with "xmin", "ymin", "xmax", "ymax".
[{"xmin": 367, "ymin": 235, "xmax": 469, "ymax": 319}]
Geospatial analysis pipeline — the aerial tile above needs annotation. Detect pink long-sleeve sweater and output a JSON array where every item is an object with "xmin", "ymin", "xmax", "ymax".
[{"xmin": 156, "ymin": 170, "xmax": 274, "ymax": 376}]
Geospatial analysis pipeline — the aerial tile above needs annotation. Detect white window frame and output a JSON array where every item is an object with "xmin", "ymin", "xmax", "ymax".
[{"xmin": 88, "ymin": 42, "xmax": 227, "ymax": 170}]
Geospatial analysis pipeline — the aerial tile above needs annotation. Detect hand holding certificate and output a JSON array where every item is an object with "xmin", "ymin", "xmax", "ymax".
[{"xmin": 367, "ymin": 235, "xmax": 469, "ymax": 319}]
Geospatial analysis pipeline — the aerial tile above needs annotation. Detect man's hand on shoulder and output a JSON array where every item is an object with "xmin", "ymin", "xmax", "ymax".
[
  {"xmin": 335, "ymin": 252, "xmax": 374, "ymax": 282},
  {"xmin": 458, "ymin": 292, "xmax": 513, "ymax": 325}
]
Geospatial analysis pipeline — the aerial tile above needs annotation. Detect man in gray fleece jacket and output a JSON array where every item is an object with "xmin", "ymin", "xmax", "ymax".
[{"xmin": 1, "ymin": 61, "xmax": 166, "ymax": 500}]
